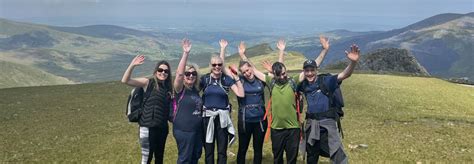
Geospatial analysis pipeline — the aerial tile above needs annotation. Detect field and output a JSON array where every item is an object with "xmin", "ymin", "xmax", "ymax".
[{"xmin": 1, "ymin": 74, "xmax": 473, "ymax": 163}]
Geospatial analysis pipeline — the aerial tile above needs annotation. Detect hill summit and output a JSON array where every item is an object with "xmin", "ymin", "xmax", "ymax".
[{"xmin": 327, "ymin": 48, "xmax": 430, "ymax": 76}]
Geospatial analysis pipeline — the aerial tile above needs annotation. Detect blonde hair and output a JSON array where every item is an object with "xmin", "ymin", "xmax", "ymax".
[
  {"xmin": 185, "ymin": 63, "xmax": 200, "ymax": 90},
  {"xmin": 210, "ymin": 55, "xmax": 223, "ymax": 65}
]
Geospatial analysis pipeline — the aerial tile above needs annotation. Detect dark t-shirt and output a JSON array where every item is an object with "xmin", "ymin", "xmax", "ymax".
[
  {"xmin": 173, "ymin": 86, "xmax": 203, "ymax": 132},
  {"xmin": 299, "ymin": 74, "xmax": 339, "ymax": 113},
  {"xmin": 238, "ymin": 76, "xmax": 266, "ymax": 122},
  {"xmin": 200, "ymin": 74, "xmax": 235, "ymax": 109}
]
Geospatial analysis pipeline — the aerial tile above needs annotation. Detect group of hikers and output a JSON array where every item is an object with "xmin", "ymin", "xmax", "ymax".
[{"xmin": 121, "ymin": 35, "xmax": 360, "ymax": 164}]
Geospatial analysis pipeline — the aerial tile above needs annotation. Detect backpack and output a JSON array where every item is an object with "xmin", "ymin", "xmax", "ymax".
[
  {"xmin": 263, "ymin": 77, "xmax": 304, "ymax": 141},
  {"xmin": 300, "ymin": 73, "xmax": 345, "ymax": 138},
  {"xmin": 201, "ymin": 73, "xmax": 231, "ymax": 111},
  {"xmin": 125, "ymin": 79, "xmax": 154, "ymax": 122}
]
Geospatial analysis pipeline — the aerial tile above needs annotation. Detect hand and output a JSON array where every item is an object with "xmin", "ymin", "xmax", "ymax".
[
  {"xmin": 182, "ymin": 38, "xmax": 192, "ymax": 54},
  {"xmin": 229, "ymin": 64, "xmax": 239, "ymax": 76},
  {"xmin": 277, "ymin": 39, "xmax": 286, "ymax": 51},
  {"xmin": 238, "ymin": 41, "xmax": 246, "ymax": 55},
  {"xmin": 130, "ymin": 55, "xmax": 145, "ymax": 67},
  {"xmin": 219, "ymin": 39, "xmax": 228, "ymax": 49},
  {"xmin": 262, "ymin": 60, "xmax": 273, "ymax": 73},
  {"xmin": 345, "ymin": 44, "xmax": 360, "ymax": 62},
  {"xmin": 319, "ymin": 35, "xmax": 329, "ymax": 50}
]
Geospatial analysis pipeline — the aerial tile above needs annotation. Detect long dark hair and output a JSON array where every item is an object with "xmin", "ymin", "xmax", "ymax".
[{"xmin": 153, "ymin": 60, "xmax": 172, "ymax": 91}]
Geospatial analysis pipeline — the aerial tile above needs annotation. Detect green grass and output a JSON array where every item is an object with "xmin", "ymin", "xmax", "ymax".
[
  {"xmin": 0, "ymin": 74, "xmax": 473, "ymax": 163},
  {"xmin": 0, "ymin": 60, "xmax": 73, "ymax": 89}
]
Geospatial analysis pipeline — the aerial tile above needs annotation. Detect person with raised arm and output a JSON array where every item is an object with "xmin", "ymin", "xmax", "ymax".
[
  {"xmin": 232, "ymin": 41, "xmax": 268, "ymax": 164},
  {"xmin": 121, "ymin": 54, "xmax": 173, "ymax": 164},
  {"xmin": 200, "ymin": 39, "xmax": 244, "ymax": 164},
  {"xmin": 172, "ymin": 39, "xmax": 204, "ymax": 164},
  {"xmin": 298, "ymin": 37, "xmax": 359, "ymax": 164}
]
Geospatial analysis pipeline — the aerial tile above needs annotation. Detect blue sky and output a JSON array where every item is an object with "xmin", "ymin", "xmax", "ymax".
[{"xmin": 0, "ymin": 0, "xmax": 472, "ymax": 32}]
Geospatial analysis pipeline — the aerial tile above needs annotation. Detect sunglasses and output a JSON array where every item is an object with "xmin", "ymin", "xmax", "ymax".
[
  {"xmin": 211, "ymin": 63, "xmax": 223, "ymax": 67},
  {"xmin": 184, "ymin": 71, "xmax": 197, "ymax": 77},
  {"xmin": 156, "ymin": 68, "xmax": 170, "ymax": 74}
]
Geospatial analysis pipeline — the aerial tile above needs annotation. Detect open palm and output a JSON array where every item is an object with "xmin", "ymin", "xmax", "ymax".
[
  {"xmin": 277, "ymin": 39, "xmax": 286, "ymax": 51},
  {"xmin": 345, "ymin": 44, "xmax": 360, "ymax": 62},
  {"xmin": 131, "ymin": 55, "xmax": 145, "ymax": 66},
  {"xmin": 219, "ymin": 39, "xmax": 228, "ymax": 49},
  {"xmin": 262, "ymin": 60, "xmax": 273, "ymax": 72},
  {"xmin": 182, "ymin": 38, "xmax": 192, "ymax": 53},
  {"xmin": 320, "ymin": 35, "xmax": 329, "ymax": 49},
  {"xmin": 238, "ymin": 41, "xmax": 246, "ymax": 54}
]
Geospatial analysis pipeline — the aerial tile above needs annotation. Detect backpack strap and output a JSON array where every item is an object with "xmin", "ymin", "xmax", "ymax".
[
  {"xmin": 264, "ymin": 77, "xmax": 303, "ymax": 142},
  {"xmin": 317, "ymin": 74, "xmax": 344, "ymax": 138},
  {"xmin": 172, "ymin": 88, "xmax": 186, "ymax": 122},
  {"xmin": 202, "ymin": 73, "xmax": 230, "ymax": 110},
  {"xmin": 142, "ymin": 78, "xmax": 155, "ymax": 106}
]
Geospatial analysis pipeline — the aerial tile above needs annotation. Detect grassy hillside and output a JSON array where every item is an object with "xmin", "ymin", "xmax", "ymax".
[
  {"xmin": 200, "ymin": 43, "xmax": 308, "ymax": 73},
  {"xmin": 1, "ymin": 74, "xmax": 473, "ymax": 163},
  {"xmin": 0, "ymin": 61, "xmax": 73, "ymax": 88},
  {"xmin": 0, "ymin": 18, "xmax": 218, "ymax": 84}
]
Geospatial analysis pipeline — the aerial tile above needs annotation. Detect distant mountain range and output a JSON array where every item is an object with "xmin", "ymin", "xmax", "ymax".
[
  {"xmin": 287, "ymin": 12, "xmax": 474, "ymax": 80},
  {"xmin": 0, "ymin": 12, "xmax": 472, "ymax": 88}
]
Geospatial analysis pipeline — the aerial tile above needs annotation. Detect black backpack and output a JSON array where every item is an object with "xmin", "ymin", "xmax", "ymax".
[
  {"xmin": 300, "ymin": 73, "xmax": 345, "ymax": 137},
  {"xmin": 125, "ymin": 79, "xmax": 154, "ymax": 122}
]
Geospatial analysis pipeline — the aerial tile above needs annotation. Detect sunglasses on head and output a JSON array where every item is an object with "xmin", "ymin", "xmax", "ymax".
[
  {"xmin": 184, "ymin": 71, "xmax": 197, "ymax": 77},
  {"xmin": 157, "ymin": 68, "xmax": 169, "ymax": 74},
  {"xmin": 211, "ymin": 63, "xmax": 223, "ymax": 67}
]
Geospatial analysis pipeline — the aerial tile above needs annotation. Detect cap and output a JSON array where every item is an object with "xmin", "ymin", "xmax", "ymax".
[{"xmin": 303, "ymin": 59, "xmax": 318, "ymax": 69}]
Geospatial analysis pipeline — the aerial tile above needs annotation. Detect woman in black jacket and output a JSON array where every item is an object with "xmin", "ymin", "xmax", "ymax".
[{"xmin": 121, "ymin": 54, "xmax": 173, "ymax": 164}]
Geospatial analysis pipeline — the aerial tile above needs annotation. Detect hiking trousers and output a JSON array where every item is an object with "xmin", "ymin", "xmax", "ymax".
[
  {"xmin": 173, "ymin": 127, "xmax": 203, "ymax": 164},
  {"xmin": 305, "ymin": 119, "xmax": 348, "ymax": 164},
  {"xmin": 203, "ymin": 116, "xmax": 229, "ymax": 164},
  {"xmin": 236, "ymin": 119, "xmax": 267, "ymax": 164},
  {"xmin": 139, "ymin": 126, "xmax": 168, "ymax": 164},
  {"xmin": 271, "ymin": 128, "xmax": 300, "ymax": 164}
]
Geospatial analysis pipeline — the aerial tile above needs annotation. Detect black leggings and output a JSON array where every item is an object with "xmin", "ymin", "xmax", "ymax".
[
  {"xmin": 203, "ymin": 116, "xmax": 229, "ymax": 164},
  {"xmin": 139, "ymin": 126, "xmax": 168, "ymax": 164},
  {"xmin": 237, "ymin": 119, "xmax": 267, "ymax": 164}
]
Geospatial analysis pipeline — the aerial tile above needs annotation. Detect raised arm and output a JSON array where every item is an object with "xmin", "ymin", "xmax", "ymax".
[
  {"xmin": 228, "ymin": 64, "xmax": 245, "ymax": 97},
  {"xmin": 277, "ymin": 39, "xmax": 286, "ymax": 63},
  {"xmin": 173, "ymin": 38, "xmax": 192, "ymax": 93},
  {"xmin": 121, "ymin": 55, "xmax": 149, "ymax": 88},
  {"xmin": 219, "ymin": 39, "xmax": 232, "ymax": 76},
  {"xmin": 238, "ymin": 41, "xmax": 266, "ymax": 82},
  {"xmin": 315, "ymin": 35, "xmax": 330, "ymax": 66},
  {"xmin": 337, "ymin": 44, "xmax": 360, "ymax": 81},
  {"xmin": 261, "ymin": 60, "xmax": 274, "ymax": 79}
]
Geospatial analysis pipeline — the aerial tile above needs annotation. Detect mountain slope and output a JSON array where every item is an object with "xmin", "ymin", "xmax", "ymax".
[
  {"xmin": 0, "ymin": 75, "xmax": 472, "ymax": 162},
  {"xmin": 0, "ymin": 18, "xmax": 217, "ymax": 85},
  {"xmin": 0, "ymin": 61, "xmax": 73, "ymax": 88},
  {"xmin": 200, "ymin": 43, "xmax": 307, "ymax": 73},
  {"xmin": 288, "ymin": 12, "xmax": 474, "ymax": 80},
  {"xmin": 50, "ymin": 25, "xmax": 154, "ymax": 40}
]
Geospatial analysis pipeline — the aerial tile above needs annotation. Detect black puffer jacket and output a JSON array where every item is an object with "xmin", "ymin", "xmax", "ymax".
[{"xmin": 139, "ymin": 79, "xmax": 172, "ymax": 128}]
